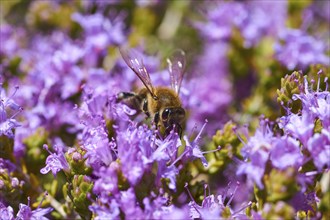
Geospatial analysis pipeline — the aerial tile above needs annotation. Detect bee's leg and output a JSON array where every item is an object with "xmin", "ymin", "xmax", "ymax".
[
  {"xmin": 154, "ymin": 112, "xmax": 160, "ymax": 125},
  {"xmin": 116, "ymin": 92, "xmax": 136, "ymax": 102},
  {"xmin": 142, "ymin": 99, "xmax": 150, "ymax": 117},
  {"xmin": 153, "ymin": 112, "xmax": 165, "ymax": 135},
  {"xmin": 176, "ymin": 123, "xmax": 183, "ymax": 138},
  {"xmin": 116, "ymin": 92, "xmax": 143, "ymax": 113}
]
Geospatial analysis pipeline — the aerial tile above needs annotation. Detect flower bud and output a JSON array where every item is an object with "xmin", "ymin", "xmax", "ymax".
[{"xmin": 276, "ymin": 71, "xmax": 304, "ymax": 113}]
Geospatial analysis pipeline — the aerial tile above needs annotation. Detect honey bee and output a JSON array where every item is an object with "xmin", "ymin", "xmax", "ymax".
[{"xmin": 117, "ymin": 47, "xmax": 186, "ymax": 136}]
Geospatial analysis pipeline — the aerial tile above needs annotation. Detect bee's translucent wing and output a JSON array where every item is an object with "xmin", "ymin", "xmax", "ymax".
[
  {"xmin": 167, "ymin": 49, "xmax": 186, "ymax": 94},
  {"xmin": 119, "ymin": 47, "xmax": 158, "ymax": 100}
]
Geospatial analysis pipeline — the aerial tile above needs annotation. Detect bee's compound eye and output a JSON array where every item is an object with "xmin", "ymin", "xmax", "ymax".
[
  {"xmin": 162, "ymin": 108, "xmax": 171, "ymax": 120},
  {"xmin": 176, "ymin": 108, "xmax": 185, "ymax": 117}
]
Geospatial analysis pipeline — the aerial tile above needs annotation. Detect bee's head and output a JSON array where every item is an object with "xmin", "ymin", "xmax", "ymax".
[
  {"xmin": 161, "ymin": 107, "xmax": 185, "ymax": 136},
  {"xmin": 161, "ymin": 107, "xmax": 185, "ymax": 124}
]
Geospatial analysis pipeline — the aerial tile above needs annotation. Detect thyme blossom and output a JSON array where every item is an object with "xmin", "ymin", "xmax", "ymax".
[
  {"xmin": 0, "ymin": 85, "xmax": 22, "ymax": 138},
  {"xmin": 40, "ymin": 144, "xmax": 70, "ymax": 177}
]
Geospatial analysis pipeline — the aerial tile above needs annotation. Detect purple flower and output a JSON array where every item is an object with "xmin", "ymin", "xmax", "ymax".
[
  {"xmin": 71, "ymin": 12, "xmax": 126, "ymax": 67},
  {"xmin": 0, "ymin": 158, "xmax": 17, "ymax": 173},
  {"xmin": 89, "ymin": 199, "xmax": 120, "ymax": 220},
  {"xmin": 8, "ymin": 33, "xmax": 85, "ymax": 136},
  {"xmin": 153, "ymin": 130, "xmax": 181, "ymax": 163},
  {"xmin": 157, "ymin": 161, "xmax": 179, "ymax": 191},
  {"xmin": 118, "ymin": 188, "xmax": 144, "ymax": 218},
  {"xmin": 279, "ymin": 74, "xmax": 330, "ymax": 146},
  {"xmin": 278, "ymin": 112, "xmax": 314, "ymax": 147},
  {"xmin": 16, "ymin": 203, "xmax": 53, "ymax": 220},
  {"xmin": 91, "ymin": 183, "xmax": 189, "ymax": 219},
  {"xmin": 307, "ymin": 129, "xmax": 330, "ymax": 171},
  {"xmin": 240, "ymin": 118, "xmax": 274, "ymax": 157},
  {"xmin": 181, "ymin": 123, "xmax": 209, "ymax": 167},
  {"xmin": 51, "ymin": 42, "xmax": 84, "ymax": 73},
  {"xmin": 79, "ymin": 92, "xmax": 111, "ymax": 126},
  {"xmin": 0, "ymin": 84, "xmax": 22, "ymax": 138},
  {"xmin": 82, "ymin": 126, "xmax": 116, "ymax": 169},
  {"xmin": 0, "ymin": 159, "xmax": 24, "ymax": 198},
  {"xmin": 194, "ymin": 2, "xmax": 245, "ymax": 41},
  {"xmin": 79, "ymin": 89, "xmax": 135, "ymax": 128},
  {"xmin": 270, "ymin": 136, "xmax": 303, "ymax": 170},
  {"xmin": 189, "ymin": 194, "xmax": 223, "ymax": 219},
  {"xmin": 78, "ymin": 89, "xmax": 137, "ymax": 171},
  {"xmin": 185, "ymin": 182, "xmax": 251, "ymax": 219},
  {"xmin": 92, "ymin": 187, "xmax": 142, "ymax": 219},
  {"xmin": 29, "ymin": 101, "xmax": 78, "ymax": 133},
  {"xmin": 289, "ymin": 191, "xmax": 319, "ymax": 213},
  {"xmin": 165, "ymin": 121, "xmax": 220, "ymax": 171},
  {"xmin": 311, "ymin": 1, "xmax": 330, "ymax": 22},
  {"xmin": 116, "ymin": 124, "xmax": 155, "ymax": 185},
  {"xmin": 49, "ymin": 42, "xmax": 84, "ymax": 100},
  {"xmin": 153, "ymin": 131, "xmax": 181, "ymax": 190},
  {"xmin": 239, "ymin": 0, "xmax": 287, "ymax": 47},
  {"xmin": 40, "ymin": 144, "xmax": 70, "ymax": 177},
  {"xmin": 292, "ymin": 76, "xmax": 330, "ymax": 129},
  {"xmin": 0, "ymin": 196, "xmax": 53, "ymax": 220},
  {"xmin": 195, "ymin": 1, "xmax": 287, "ymax": 46},
  {"xmin": 237, "ymin": 119, "xmax": 274, "ymax": 188},
  {"xmin": 310, "ymin": 93, "xmax": 330, "ymax": 129},
  {"xmin": 18, "ymin": 33, "xmax": 80, "ymax": 99},
  {"xmin": 237, "ymin": 149, "xmax": 269, "ymax": 189},
  {"xmin": 274, "ymin": 29, "xmax": 329, "ymax": 70},
  {"xmin": 72, "ymin": 13, "xmax": 125, "ymax": 45},
  {"xmin": 302, "ymin": 1, "xmax": 330, "ymax": 36},
  {"xmin": 90, "ymin": 169, "xmax": 172, "ymax": 219},
  {"xmin": 191, "ymin": 0, "xmax": 288, "ymax": 133},
  {"xmin": 142, "ymin": 195, "xmax": 189, "ymax": 219},
  {"xmin": 0, "ymin": 202, "xmax": 14, "ymax": 220},
  {"xmin": 13, "ymin": 126, "xmax": 31, "ymax": 158},
  {"xmin": 0, "ymin": 24, "xmax": 25, "ymax": 59},
  {"xmin": 84, "ymin": 67, "xmax": 131, "ymax": 96},
  {"xmin": 186, "ymin": 43, "xmax": 232, "ymax": 134},
  {"xmin": 92, "ymin": 163, "xmax": 120, "ymax": 202}
]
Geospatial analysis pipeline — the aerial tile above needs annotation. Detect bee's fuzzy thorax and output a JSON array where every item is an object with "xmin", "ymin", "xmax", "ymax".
[{"xmin": 150, "ymin": 86, "xmax": 181, "ymax": 112}]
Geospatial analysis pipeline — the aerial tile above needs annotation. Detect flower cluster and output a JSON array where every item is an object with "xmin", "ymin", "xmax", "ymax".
[
  {"xmin": 236, "ymin": 71, "xmax": 329, "ymax": 218},
  {"xmin": 0, "ymin": 0, "xmax": 329, "ymax": 219},
  {"xmin": 275, "ymin": 29, "xmax": 329, "ymax": 70}
]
